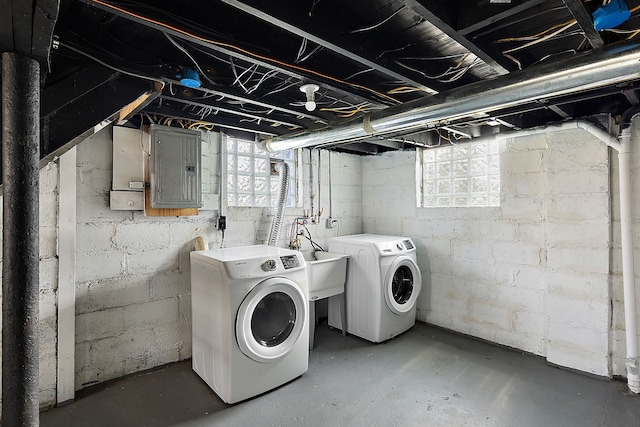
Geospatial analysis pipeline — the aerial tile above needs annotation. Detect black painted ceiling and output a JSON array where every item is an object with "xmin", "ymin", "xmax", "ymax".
[{"xmin": 7, "ymin": 0, "xmax": 640, "ymax": 156}]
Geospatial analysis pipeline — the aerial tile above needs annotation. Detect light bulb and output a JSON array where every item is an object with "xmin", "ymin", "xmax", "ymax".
[{"xmin": 300, "ymin": 84, "xmax": 319, "ymax": 112}]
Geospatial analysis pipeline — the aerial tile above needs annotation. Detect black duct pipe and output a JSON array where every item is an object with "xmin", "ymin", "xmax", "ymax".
[{"xmin": 2, "ymin": 52, "xmax": 41, "ymax": 426}]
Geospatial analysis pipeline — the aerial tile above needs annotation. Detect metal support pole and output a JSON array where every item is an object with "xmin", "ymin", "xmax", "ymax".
[{"xmin": 2, "ymin": 52, "xmax": 41, "ymax": 426}]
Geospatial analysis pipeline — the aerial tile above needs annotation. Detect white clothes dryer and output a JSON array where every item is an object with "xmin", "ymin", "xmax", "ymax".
[
  {"xmin": 190, "ymin": 245, "xmax": 309, "ymax": 404},
  {"xmin": 327, "ymin": 234, "xmax": 421, "ymax": 343}
]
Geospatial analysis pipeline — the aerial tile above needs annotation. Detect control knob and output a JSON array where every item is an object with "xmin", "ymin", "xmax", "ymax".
[{"xmin": 262, "ymin": 259, "xmax": 277, "ymax": 271}]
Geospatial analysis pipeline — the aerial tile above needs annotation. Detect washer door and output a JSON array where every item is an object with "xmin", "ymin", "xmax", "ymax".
[
  {"xmin": 384, "ymin": 256, "xmax": 422, "ymax": 315},
  {"xmin": 236, "ymin": 277, "xmax": 307, "ymax": 363}
]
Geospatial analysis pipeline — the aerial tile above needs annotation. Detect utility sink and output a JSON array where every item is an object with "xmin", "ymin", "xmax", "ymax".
[{"xmin": 302, "ymin": 251, "xmax": 349, "ymax": 300}]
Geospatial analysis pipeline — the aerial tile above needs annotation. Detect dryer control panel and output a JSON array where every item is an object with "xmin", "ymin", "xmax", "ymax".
[{"xmin": 280, "ymin": 255, "xmax": 301, "ymax": 270}]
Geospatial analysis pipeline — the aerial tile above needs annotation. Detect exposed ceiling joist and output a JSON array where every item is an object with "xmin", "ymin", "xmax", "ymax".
[
  {"xmin": 159, "ymin": 95, "xmax": 304, "ymax": 130},
  {"xmin": 398, "ymin": 0, "xmax": 509, "ymax": 75},
  {"xmin": 562, "ymin": 0, "xmax": 604, "ymax": 48},
  {"xmin": 219, "ymin": 0, "xmax": 440, "ymax": 95},
  {"xmin": 161, "ymin": 77, "xmax": 325, "ymax": 123},
  {"xmin": 459, "ymin": 0, "xmax": 549, "ymax": 35},
  {"xmin": 78, "ymin": 0, "xmax": 393, "ymax": 107},
  {"xmin": 548, "ymin": 104, "xmax": 572, "ymax": 119},
  {"xmin": 0, "ymin": 0, "xmax": 60, "ymax": 64},
  {"xmin": 41, "ymin": 74, "xmax": 153, "ymax": 164},
  {"xmin": 142, "ymin": 102, "xmax": 280, "ymax": 136},
  {"xmin": 2, "ymin": 0, "xmax": 638, "ymax": 157},
  {"xmin": 623, "ymin": 88, "xmax": 640, "ymax": 105}
]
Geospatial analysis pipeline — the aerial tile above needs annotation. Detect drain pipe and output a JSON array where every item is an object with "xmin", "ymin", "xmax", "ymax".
[{"xmin": 618, "ymin": 107, "xmax": 640, "ymax": 394}]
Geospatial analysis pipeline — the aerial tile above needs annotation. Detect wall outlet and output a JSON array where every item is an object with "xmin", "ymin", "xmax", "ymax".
[
  {"xmin": 326, "ymin": 218, "xmax": 338, "ymax": 229},
  {"xmin": 217, "ymin": 215, "xmax": 226, "ymax": 231}
]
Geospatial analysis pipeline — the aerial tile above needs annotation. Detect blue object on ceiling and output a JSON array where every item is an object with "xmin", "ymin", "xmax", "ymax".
[
  {"xmin": 178, "ymin": 67, "xmax": 201, "ymax": 88},
  {"xmin": 593, "ymin": 0, "xmax": 631, "ymax": 31}
]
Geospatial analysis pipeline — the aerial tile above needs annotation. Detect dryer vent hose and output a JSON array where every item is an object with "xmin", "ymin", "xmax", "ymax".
[{"xmin": 267, "ymin": 162, "xmax": 289, "ymax": 247}]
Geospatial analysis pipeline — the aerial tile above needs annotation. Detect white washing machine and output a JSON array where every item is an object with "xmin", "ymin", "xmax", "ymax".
[
  {"xmin": 328, "ymin": 234, "xmax": 422, "ymax": 343},
  {"xmin": 190, "ymin": 245, "xmax": 309, "ymax": 404}
]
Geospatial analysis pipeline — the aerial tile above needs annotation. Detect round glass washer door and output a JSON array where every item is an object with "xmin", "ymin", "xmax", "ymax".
[
  {"xmin": 383, "ymin": 256, "xmax": 422, "ymax": 315},
  {"xmin": 236, "ymin": 277, "xmax": 307, "ymax": 363}
]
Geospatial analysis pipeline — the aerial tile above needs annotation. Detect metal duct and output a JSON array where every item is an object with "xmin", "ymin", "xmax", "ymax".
[
  {"xmin": 267, "ymin": 161, "xmax": 289, "ymax": 247},
  {"xmin": 266, "ymin": 41, "xmax": 640, "ymax": 152}
]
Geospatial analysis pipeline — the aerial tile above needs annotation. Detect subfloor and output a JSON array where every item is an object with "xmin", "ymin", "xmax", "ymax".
[{"xmin": 41, "ymin": 321, "xmax": 640, "ymax": 427}]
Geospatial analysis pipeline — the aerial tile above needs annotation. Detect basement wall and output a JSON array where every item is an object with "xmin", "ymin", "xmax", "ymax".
[
  {"xmin": 0, "ymin": 162, "xmax": 60, "ymax": 410},
  {"xmin": 362, "ymin": 128, "xmax": 616, "ymax": 377},
  {"xmin": 3, "ymin": 123, "xmax": 637, "ymax": 411},
  {"xmin": 0, "ymin": 124, "xmax": 363, "ymax": 410}
]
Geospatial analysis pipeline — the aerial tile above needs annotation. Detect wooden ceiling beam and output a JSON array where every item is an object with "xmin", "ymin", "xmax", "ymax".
[{"xmin": 562, "ymin": 0, "xmax": 604, "ymax": 48}]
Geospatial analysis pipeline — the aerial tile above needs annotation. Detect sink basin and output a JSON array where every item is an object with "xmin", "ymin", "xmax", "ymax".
[{"xmin": 302, "ymin": 251, "xmax": 349, "ymax": 300}]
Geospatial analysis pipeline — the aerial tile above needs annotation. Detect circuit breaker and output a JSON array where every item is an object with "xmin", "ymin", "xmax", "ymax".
[{"xmin": 149, "ymin": 124, "xmax": 202, "ymax": 208}]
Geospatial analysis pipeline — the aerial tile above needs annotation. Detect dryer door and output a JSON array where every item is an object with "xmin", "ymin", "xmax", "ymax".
[
  {"xmin": 236, "ymin": 277, "xmax": 307, "ymax": 363},
  {"xmin": 384, "ymin": 256, "xmax": 422, "ymax": 315}
]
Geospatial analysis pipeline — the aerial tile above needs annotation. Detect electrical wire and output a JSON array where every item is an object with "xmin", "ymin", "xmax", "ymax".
[
  {"xmin": 295, "ymin": 38, "xmax": 323, "ymax": 64},
  {"xmin": 495, "ymin": 19, "xmax": 577, "ymax": 43},
  {"xmin": 394, "ymin": 54, "xmax": 481, "ymax": 83},
  {"xmin": 343, "ymin": 68, "xmax": 375, "ymax": 81},
  {"xmin": 350, "ymin": 7, "xmax": 404, "ymax": 34},
  {"xmin": 58, "ymin": 40, "xmax": 165, "ymax": 88},
  {"xmin": 164, "ymin": 33, "xmax": 216, "ymax": 86},
  {"xmin": 319, "ymin": 102, "xmax": 373, "ymax": 118},
  {"xmin": 495, "ymin": 20, "xmax": 579, "ymax": 70},
  {"xmin": 89, "ymin": 0, "xmax": 401, "ymax": 105},
  {"xmin": 387, "ymin": 86, "xmax": 422, "ymax": 94},
  {"xmin": 435, "ymin": 128, "xmax": 451, "ymax": 143},
  {"xmin": 300, "ymin": 223, "xmax": 325, "ymax": 251},
  {"xmin": 309, "ymin": 0, "xmax": 323, "ymax": 17}
]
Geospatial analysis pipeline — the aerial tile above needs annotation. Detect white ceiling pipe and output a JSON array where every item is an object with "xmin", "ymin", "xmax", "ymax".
[{"xmin": 266, "ymin": 42, "xmax": 640, "ymax": 152}]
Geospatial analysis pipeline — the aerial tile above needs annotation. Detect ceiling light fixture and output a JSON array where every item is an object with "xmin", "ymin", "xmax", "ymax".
[{"xmin": 300, "ymin": 84, "xmax": 320, "ymax": 111}]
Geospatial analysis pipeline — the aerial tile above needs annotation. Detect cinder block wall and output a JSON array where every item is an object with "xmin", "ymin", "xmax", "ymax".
[
  {"xmin": 0, "ymin": 125, "xmax": 363, "ymax": 410},
  {"xmin": 3, "ymin": 123, "xmax": 635, "ymax": 411},
  {"xmin": 73, "ymin": 127, "xmax": 217, "ymax": 389},
  {"xmin": 362, "ymin": 129, "xmax": 616, "ymax": 377},
  {"xmin": 0, "ymin": 162, "xmax": 60, "ymax": 410}
]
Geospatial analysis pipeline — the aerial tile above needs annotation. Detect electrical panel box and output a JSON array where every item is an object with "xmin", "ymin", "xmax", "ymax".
[
  {"xmin": 112, "ymin": 126, "xmax": 145, "ymax": 191},
  {"xmin": 149, "ymin": 124, "xmax": 202, "ymax": 208}
]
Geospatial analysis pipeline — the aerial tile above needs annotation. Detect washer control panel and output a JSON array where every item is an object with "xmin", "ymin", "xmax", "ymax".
[{"xmin": 377, "ymin": 238, "xmax": 416, "ymax": 255}]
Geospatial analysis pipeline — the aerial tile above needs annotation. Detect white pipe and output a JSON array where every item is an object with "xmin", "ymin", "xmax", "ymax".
[
  {"xmin": 448, "ymin": 120, "xmax": 621, "ymax": 150},
  {"xmin": 618, "ymin": 123, "xmax": 640, "ymax": 394}
]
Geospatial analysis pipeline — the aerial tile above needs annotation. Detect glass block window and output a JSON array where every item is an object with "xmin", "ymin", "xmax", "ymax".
[
  {"xmin": 419, "ymin": 141, "xmax": 500, "ymax": 208},
  {"xmin": 225, "ymin": 134, "xmax": 296, "ymax": 207}
]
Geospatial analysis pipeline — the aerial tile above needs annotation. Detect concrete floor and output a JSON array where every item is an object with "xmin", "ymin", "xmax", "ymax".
[{"xmin": 41, "ymin": 321, "xmax": 640, "ymax": 427}]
